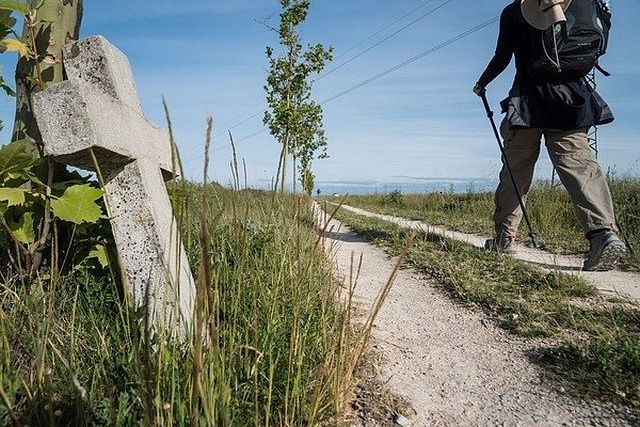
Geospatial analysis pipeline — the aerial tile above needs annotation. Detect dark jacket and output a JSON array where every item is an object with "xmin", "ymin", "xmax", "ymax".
[{"xmin": 477, "ymin": 0, "xmax": 614, "ymax": 130}]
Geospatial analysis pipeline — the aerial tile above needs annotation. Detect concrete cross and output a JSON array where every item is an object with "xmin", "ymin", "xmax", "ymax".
[{"xmin": 33, "ymin": 36, "xmax": 195, "ymax": 335}]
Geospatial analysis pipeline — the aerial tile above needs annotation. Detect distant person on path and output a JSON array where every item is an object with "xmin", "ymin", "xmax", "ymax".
[{"xmin": 473, "ymin": 0, "xmax": 626, "ymax": 271}]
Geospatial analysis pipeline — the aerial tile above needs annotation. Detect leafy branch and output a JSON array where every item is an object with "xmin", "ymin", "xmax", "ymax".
[{"xmin": 0, "ymin": 141, "xmax": 111, "ymax": 277}]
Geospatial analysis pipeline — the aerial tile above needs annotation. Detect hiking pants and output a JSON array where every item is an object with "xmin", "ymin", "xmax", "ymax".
[{"xmin": 493, "ymin": 125, "xmax": 617, "ymax": 238}]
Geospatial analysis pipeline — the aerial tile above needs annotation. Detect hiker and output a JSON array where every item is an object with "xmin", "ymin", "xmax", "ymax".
[{"xmin": 473, "ymin": 0, "xmax": 626, "ymax": 271}]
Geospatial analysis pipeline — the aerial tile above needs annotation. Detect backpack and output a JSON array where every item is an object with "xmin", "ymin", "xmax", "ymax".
[{"xmin": 526, "ymin": 0, "xmax": 611, "ymax": 82}]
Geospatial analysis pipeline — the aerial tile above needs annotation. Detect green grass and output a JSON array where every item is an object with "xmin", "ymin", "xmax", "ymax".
[
  {"xmin": 540, "ymin": 335, "xmax": 640, "ymax": 401},
  {"xmin": 331, "ymin": 206, "xmax": 640, "ymax": 405},
  {"xmin": 0, "ymin": 186, "xmax": 371, "ymax": 426},
  {"xmin": 2, "ymin": 171, "xmax": 638, "ymax": 422},
  {"xmin": 333, "ymin": 176, "xmax": 640, "ymax": 271}
]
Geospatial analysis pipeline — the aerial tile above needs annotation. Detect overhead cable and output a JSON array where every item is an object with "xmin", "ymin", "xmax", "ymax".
[
  {"xmin": 321, "ymin": 17, "xmax": 499, "ymax": 105},
  {"xmin": 317, "ymin": 0, "xmax": 457, "ymax": 82},
  {"xmin": 333, "ymin": 0, "xmax": 439, "ymax": 62},
  {"xmin": 213, "ymin": 0, "xmax": 455, "ymax": 138},
  {"xmin": 184, "ymin": 15, "xmax": 499, "ymax": 158}
]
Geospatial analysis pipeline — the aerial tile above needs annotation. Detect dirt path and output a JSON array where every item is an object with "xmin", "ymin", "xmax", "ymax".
[{"xmin": 315, "ymin": 204, "xmax": 640, "ymax": 426}]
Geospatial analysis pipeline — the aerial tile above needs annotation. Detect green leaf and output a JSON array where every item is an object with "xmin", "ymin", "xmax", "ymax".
[
  {"xmin": 51, "ymin": 184, "xmax": 104, "ymax": 224},
  {"xmin": 0, "ymin": 187, "xmax": 26, "ymax": 206},
  {"xmin": 1, "ymin": 9, "xmax": 17, "ymax": 34},
  {"xmin": 4, "ymin": 172, "xmax": 30, "ymax": 189},
  {"xmin": 87, "ymin": 244, "xmax": 110, "ymax": 268},
  {"xmin": 0, "ymin": 1, "xmax": 29, "ymax": 16},
  {"xmin": 9, "ymin": 211, "xmax": 35, "ymax": 244},
  {"xmin": 25, "ymin": 170, "xmax": 46, "ymax": 187},
  {"xmin": 0, "ymin": 201, "xmax": 7, "ymax": 217},
  {"xmin": 0, "ymin": 140, "xmax": 40, "ymax": 182},
  {"xmin": 1, "ymin": 16, "xmax": 16, "ymax": 55}
]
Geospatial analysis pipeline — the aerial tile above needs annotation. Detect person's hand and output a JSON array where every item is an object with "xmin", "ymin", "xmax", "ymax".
[{"xmin": 473, "ymin": 82, "xmax": 486, "ymax": 97}]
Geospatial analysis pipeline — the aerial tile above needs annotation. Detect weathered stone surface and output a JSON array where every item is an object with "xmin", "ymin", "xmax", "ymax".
[{"xmin": 33, "ymin": 35, "xmax": 195, "ymax": 335}]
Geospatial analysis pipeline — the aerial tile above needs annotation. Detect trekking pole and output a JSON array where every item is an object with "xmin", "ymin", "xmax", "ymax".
[{"xmin": 480, "ymin": 93, "xmax": 541, "ymax": 249}]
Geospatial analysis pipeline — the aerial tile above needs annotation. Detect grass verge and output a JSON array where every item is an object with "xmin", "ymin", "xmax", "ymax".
[
  {"xmin": 0, "ymin": 187, "xmax": 371, "ymax": 425},
  {"xmin": 333, "ymin": 177, "xmax": 639, "ymax": 271}
]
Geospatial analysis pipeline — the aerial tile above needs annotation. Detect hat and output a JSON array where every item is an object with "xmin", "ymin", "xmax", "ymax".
[{"xmin": 521, "ymin": 0, "xmax": 573, "ymax": 30}]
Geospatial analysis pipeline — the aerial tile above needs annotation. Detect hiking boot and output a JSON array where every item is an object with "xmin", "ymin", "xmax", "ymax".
[
  {"xmin": 583, "ymin": 230, "xmax": 626, "ymax": 271},
  {"xmin": 484, "ymin": 235, "xmax": 515, "ymax": 253}
]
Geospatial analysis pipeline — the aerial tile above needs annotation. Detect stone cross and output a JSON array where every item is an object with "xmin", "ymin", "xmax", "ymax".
[{"xmin": 33, "ymin": 36, "xmax": 195, "ymax": 335}]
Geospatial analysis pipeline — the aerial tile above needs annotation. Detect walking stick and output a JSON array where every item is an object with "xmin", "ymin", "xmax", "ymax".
[{"xmin": 480, "ymin": 93, "xmax": 541, "ymax": 249}]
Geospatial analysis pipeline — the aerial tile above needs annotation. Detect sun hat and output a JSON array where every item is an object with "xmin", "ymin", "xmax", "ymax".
[{"xmin": 521, "ymin": 0, "xmax": 573, "ymax": 30}]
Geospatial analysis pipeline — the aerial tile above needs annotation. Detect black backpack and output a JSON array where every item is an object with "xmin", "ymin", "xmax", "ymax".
[{"xmin": 526, "ymin": 0, "xmax": 611, "ymax": 82}]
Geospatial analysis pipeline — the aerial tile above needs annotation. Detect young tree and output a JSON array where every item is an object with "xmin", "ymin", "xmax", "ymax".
[
  {"xmin": 263, "ymin": 0, "xmax": 332, "ymax": 194},
  {"xmin": 13, "ymin": 0, "xmax": 83, "ymax": 148},
  {"xmin": 0, "ymin": 0, "xmax": 84, "ymax": 276}
]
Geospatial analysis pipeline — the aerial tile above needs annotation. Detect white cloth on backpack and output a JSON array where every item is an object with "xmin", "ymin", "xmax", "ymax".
[{"xmin": 521, "ymin": 0, "xmax": 573, "ymax": 30}]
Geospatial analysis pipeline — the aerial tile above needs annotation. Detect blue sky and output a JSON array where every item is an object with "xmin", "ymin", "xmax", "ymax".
[{"xmin": 1, "ymin": 0, "xmax": 638, "ymax": 191}]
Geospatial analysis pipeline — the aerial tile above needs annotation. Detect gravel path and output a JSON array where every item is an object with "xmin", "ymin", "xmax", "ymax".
[{"xmin": 315, "ymin": 204, "xmax": 640, "ymax": 426}]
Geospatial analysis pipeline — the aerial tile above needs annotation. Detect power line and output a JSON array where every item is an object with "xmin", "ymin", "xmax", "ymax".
[
  {"xmin": 185, "ymin": 16, "xmax": 500, "ymax": 159},
  {"xmin": 181, "ymin": 15, "xmax": 500, "ymax": 163},
  {"xmin": 206, "ymin": 16, "xmax": 499, "ymax": 153},
  {"xmin": 332, "ymin": 0, "xmax": 439, "ymax": 62},
  {"xmin": 317, "ymin": 0, "xmax": 457, "ymax": 82},
  {"xmin": 214, "ymin": 100, "xmax": 264, "ymax": 133},
  {"xmin": 206, "ymin": 0, "xmax": 456, "ymax": 145},
  {"xmin": 321, "ymin": 16, "xmax": 499, "ymax": 105}
]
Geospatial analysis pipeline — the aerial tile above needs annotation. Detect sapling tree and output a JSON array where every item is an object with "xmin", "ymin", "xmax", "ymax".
[
  {"xmin": 263, "ymin": 0, "xmax": 332, "ymax": 194},
  {"xmin": 0, "ymin": 0, "xmax": 108, "ymax": 278},
  {"xmin": 13, "ymin": 0, "xmax": 83, "ymax": 148}
]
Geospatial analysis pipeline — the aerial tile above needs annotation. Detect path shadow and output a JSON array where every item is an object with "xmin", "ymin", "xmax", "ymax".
[{"xmin": 323, "ymin": 230, "xmax": 369, "ymax": 243}]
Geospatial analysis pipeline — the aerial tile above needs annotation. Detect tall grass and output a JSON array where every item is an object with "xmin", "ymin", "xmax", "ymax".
[
  {"xmin": 0, "ymin": 186, "xmax": 370, "ymax": 425},
  {"xmin": 338, "ymin": 176, "xmax": 640, "ymax": 270}
]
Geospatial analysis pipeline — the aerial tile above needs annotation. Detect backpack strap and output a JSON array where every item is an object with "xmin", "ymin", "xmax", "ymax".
[
  {"xmin": 595, "ymin": 63, "xmax": 611, "ymax": 77},
  {"xmin": 595, "ymin": 0, "xmax": 613, "ymax": 77}
]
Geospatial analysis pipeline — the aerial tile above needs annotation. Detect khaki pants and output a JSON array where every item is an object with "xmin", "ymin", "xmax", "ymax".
[{"xmin": 493, "ymin": 125, "xmax": 616, "ymax": 238}]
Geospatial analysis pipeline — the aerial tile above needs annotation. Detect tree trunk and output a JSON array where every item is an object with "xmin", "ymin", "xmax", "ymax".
[
  {"xmin": 12, "ymin": 0, "xmax": 83, "ymax": 276},
  {"xmin": 12, "ymin": 0, "xmax": 83, "ymax": 146},
  {"xmin": 281, "ymin": 134, "xmax": 289, "ymax": 192},
  {"xmin": 292, "ymin": 153, "xmax": 296, "ymax": 194}
]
